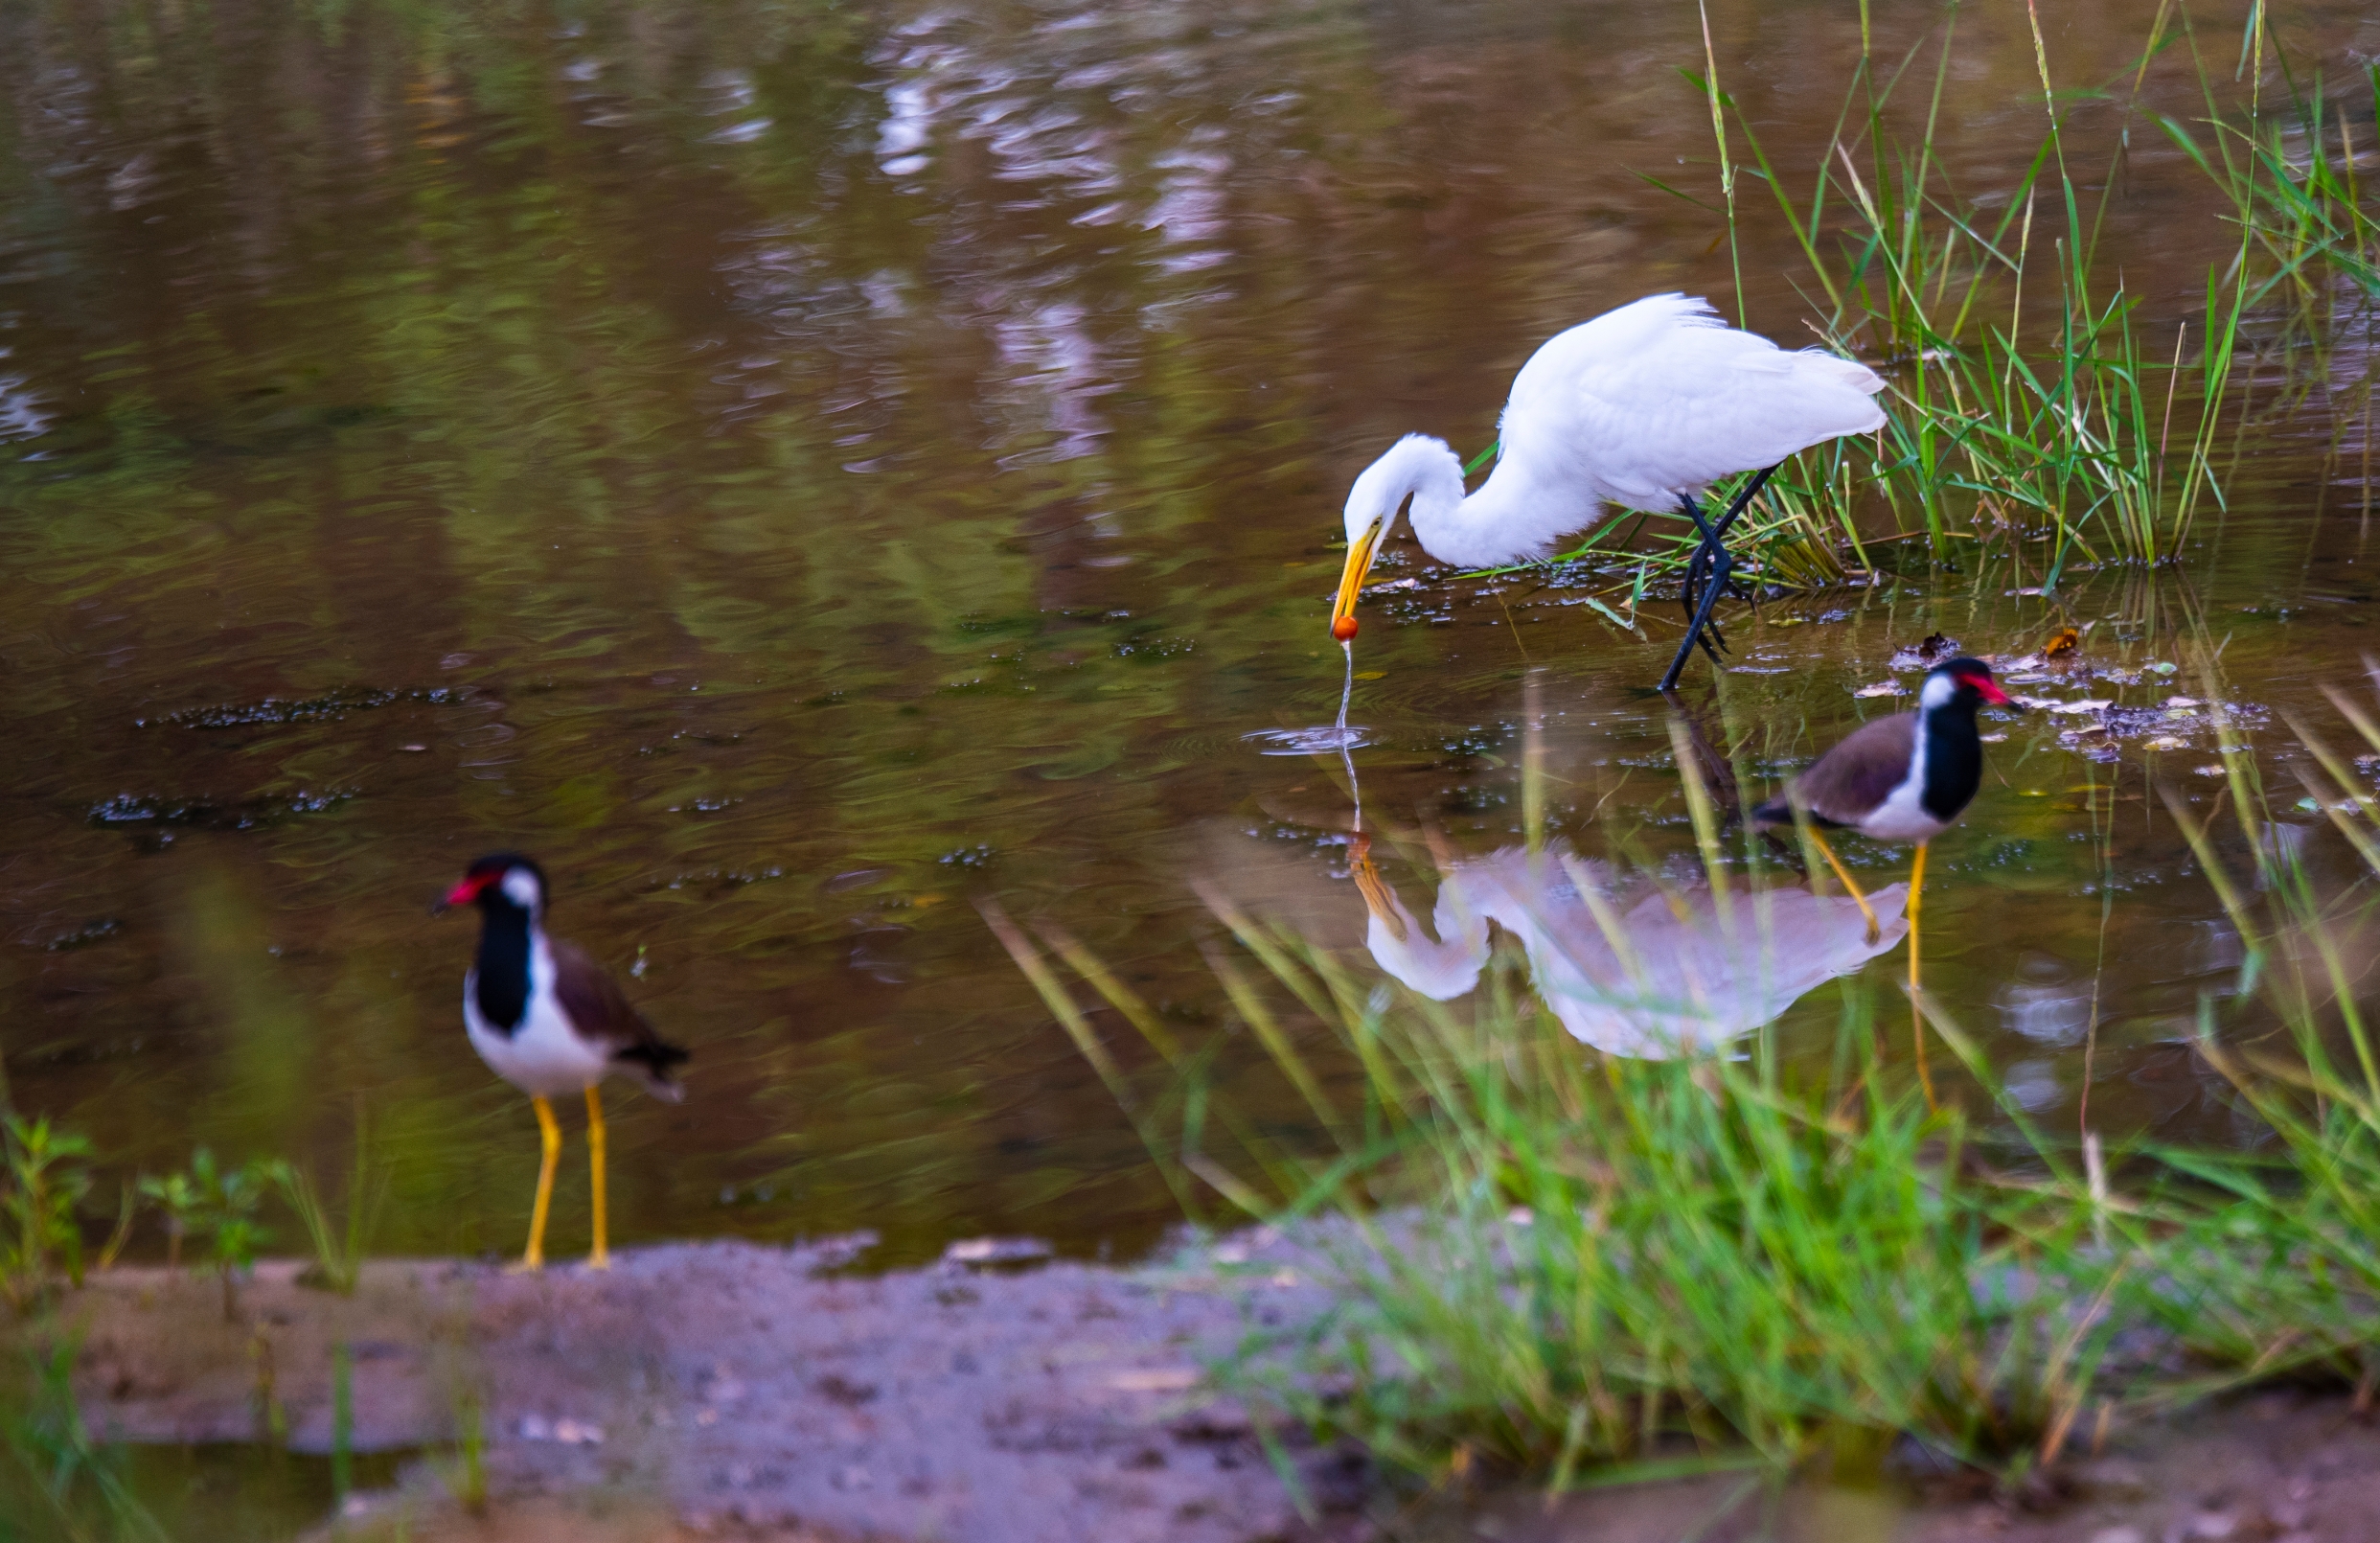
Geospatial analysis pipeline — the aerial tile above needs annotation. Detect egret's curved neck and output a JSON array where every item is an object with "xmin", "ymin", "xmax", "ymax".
[
  {"xmin": 1370, "ymin": 436, "xmax": 1586, "ymax": 570},
  {"xmin": 1369, "ymin": 436, "xmax": 1468, "ymax": 552}
]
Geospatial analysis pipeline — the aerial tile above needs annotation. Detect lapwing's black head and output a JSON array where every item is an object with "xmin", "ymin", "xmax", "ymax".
[
  {"xmin": 1919, "ymin": 656, "xmax": 2012, "ymax": 716},
  {"xmin": 441, "ymin": 852, "xmax": 549, "ymax": 919}
]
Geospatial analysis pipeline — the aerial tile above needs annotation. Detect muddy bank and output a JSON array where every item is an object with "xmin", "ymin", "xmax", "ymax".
[
  {"xmin": 51, "ymin": 1233, "xmax": 1365, "ymax": 1543},
  {"xmin": 37, "ymin": 1235, "xmax": 2380, "ymax": 1543}
]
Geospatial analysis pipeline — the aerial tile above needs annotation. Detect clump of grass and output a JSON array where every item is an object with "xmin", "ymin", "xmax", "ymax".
[
  {"xmin": 1216, "ymin": 972, "xmax": 2120, "ymax": 1487},
  {"xmin": 2, "ymin": 1117, "xmax": 95, "ymax": 1313},
  {"xmin": 141, "ymin": 1149, "xmax": 276, "ymax": 1323},
  {"xmin": 1475, "ymin": 6, "xmax": 2283, "ymax": 629},
  {"xmin": 1719, "ymin": 3, "xmax": 2247, "ymax": 572},
  {"xmin": 1645, "ymin": 2, "xmax": 2372, "ymax": 602},
  {"xmin": 272, "ymin": 1104, "xmax": 390, "ymax": 1296},
  {"xmin": 133, "ymin": 1169, "xmax": 195, "ymax": 1273}
]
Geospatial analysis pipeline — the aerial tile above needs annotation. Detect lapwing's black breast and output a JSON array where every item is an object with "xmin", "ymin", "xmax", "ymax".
[
  {"xmin": 472, "ymin": 908, "xmax": 533, "ymax": 1033},
  {"xmin": 1918, "ymin": 704, "xmax": 1985, "ymax": 823}
]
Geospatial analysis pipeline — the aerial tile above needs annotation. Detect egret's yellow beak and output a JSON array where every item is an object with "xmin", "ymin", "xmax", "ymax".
[{"xmin": 1331, "ymin": 521, "xmax": 1384, "ymax": 640}]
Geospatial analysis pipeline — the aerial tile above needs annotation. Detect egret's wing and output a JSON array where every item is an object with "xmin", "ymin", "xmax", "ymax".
[{"xmin": 1506, "ymin": 294, "xmax": 1884, "ymax": 513}]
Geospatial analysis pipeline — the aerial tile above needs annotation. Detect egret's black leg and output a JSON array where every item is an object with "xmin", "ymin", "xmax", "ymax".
[
  {"xmin": 1666, "ymin": 538, "xmax": 1737, "ymax": 688},
  {"xmin": 1659, "ymin": 465, "xmax": 1779, "ymax": 692},
  {"xmin": 1670, "ymin": 493, "xmax": 1737, "ymax": 677},
  {"xmin": 1675, "ymin": 494, "xmax": 1728, "ymax": 647},
  {"xmin": 1711, "ymin": 465, "xmax": 1777, "ymax": 616}
]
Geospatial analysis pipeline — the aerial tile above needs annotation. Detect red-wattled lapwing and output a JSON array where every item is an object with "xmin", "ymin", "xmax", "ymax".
[
  {"xmin": 439, "ymin": 853, "xmax": 688, "ymax": 1271},
  {"xmin": 1751, "ymin": 656, "xmax": 2012, "ymax": 1099}
]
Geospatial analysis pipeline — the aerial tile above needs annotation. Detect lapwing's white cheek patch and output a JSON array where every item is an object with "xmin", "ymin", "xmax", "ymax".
[
  {"xmin": 1920, "ymin": 674, "xmax": 1957, "ymax": 710},
  {"xmin": 501, "ymin": 869, "xmax": 543, "ymax": 910}
]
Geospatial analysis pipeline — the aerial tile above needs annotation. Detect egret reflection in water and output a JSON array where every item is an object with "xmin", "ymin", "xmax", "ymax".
[{"xmin": 1347, "ymin": 837, "xmax": 1908, "ymax": 1057}]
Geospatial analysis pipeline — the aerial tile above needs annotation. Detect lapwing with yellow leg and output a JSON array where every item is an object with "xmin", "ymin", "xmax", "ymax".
[
  {"xmin": 439, "ymin": 854, "xmax": 688, "ymax": 1271},
  {"xmin": 1751, "ymin": 657, "xmax": 2012, "ymax": 1103}
]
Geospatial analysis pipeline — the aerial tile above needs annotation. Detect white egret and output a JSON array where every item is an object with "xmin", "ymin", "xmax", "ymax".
[{"xmin": 1329, "ymin": 293, "xmax": 1887, "ymax": 688}]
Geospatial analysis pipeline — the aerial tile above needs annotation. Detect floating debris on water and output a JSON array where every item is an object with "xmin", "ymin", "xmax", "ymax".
[
  {"xmin": 39, "ymin": 918, "xmax": 123, "ymax": 951},
  {"xmin": 650, "ymin": 865, "xmax": 788, "ymax": 894},
  {"xmin": 1888, "ymin": 633, "xmax": 1960, "ymax": 670},
  {"xmin": 88, "ymin": 790, "xmax": 354, "ymax": 831},
  {"xmin": 1111, "ymin": 633, "xmax": 1197, "ymax": 660},
  {"xmin": 136, "ymin": 685, "xmax": 469, "ymax": 730}
]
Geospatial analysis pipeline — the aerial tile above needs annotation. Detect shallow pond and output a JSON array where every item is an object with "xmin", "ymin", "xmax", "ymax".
[{"xmin": 3, "ymin": 0, "xmax": 2378, "ymax": 1273}]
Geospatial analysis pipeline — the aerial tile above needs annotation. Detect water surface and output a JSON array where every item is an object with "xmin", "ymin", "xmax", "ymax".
[{"xmin": 3, "ymin": 0, "xmax": 2378, "ymax": 1265}]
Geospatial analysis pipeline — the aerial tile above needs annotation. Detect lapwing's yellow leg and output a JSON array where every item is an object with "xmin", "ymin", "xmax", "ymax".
[
  {"xmin": 517, "ymin": 1096, "xmax": 561, "ymax": 1272},
  {"xmin": 1909, "ymin": 841, "xmax": 1936, "ymax": 1111},
  {"xmin": 584, "ymin": 1085, "xmax": 610, "ymax": 1270},
  {"xmin": 1803, "ymin": 825, "xmax": 1881, "ymax": 944}
]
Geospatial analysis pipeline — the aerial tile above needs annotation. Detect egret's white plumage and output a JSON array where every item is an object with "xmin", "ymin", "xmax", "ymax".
[{"xmin": 1330, "ymin": 294, "xmax": 1886, "ymax": 643}]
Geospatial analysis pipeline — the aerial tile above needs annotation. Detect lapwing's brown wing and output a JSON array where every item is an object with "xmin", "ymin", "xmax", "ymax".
[
  {"xmin": 550, "ymin": 939, "xmax": 689, "ymax": 1100},
  {"xmin": 1789, "ymin": 711, "xmax": 1919, "ymax": 828}
]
